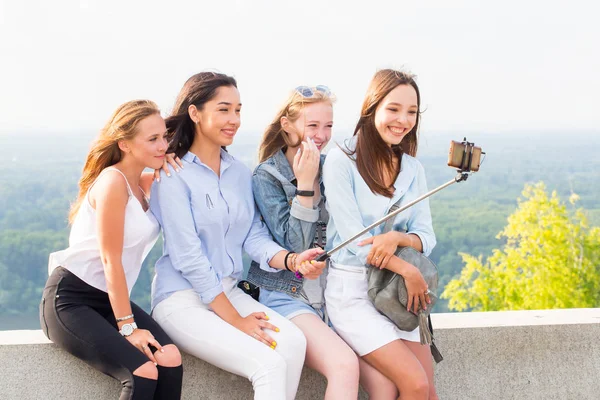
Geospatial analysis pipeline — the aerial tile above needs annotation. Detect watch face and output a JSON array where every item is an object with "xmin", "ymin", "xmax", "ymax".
[{"xmin": 122, "ymin": 324, "xmax": 133, "ymax": 336}]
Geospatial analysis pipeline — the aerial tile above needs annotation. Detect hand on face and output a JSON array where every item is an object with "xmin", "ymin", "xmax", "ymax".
[{"xmin": 292, "ymin": 136, "xmax": 320, "ymax": 187}]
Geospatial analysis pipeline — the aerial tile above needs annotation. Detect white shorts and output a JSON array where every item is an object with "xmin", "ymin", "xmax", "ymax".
[{"xmin": 324, "ymin": 263, "xmax": 420, "ymax": 356}]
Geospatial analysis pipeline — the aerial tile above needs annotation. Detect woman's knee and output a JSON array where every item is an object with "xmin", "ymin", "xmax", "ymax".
[
  {"xmin": 325, "ymin": 347, "xmax": 359, "ymax": 382},
  {"xmin": 400, "ymin": 375, "xmax": 429, "ymax": 400},
  {"xmin": 133, "ymin": 361, "xmax": 158, "ymax": 380},
  {"xmin": 155, "ymin": 344, "xmax": 182, "ymax": 367}
]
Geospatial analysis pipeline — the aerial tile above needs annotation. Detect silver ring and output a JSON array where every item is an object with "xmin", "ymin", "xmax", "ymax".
[
  {"xmin": 142, "ymin": 345, "xmax": 147, "ymax": 350},
  {"xmin": 253, "ymin": 333, "xmax": 258, "ymax": 339},
  {"xmin": 425, "ymin": 289, "xmax": 431, "ymax": 295}
]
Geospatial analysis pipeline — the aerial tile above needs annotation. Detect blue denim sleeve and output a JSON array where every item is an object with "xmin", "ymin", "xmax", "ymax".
[
  {"xmin": 242, "ymin": 202, "xmax": 285, "ymax": 273},
  {"xmin": 323, "ymin": 149, "xmax": 373, "ymax": 266},
  {"xmin": 252, "ymin": 168, "xmax": 317, "ymax": 253},
  {"xmin": 150, "ymin": 169, "xmax": 223, "ymax": 304},
  {"xmin": 406, "ymin": 161, "xmax": 437, "ymax": 256}
]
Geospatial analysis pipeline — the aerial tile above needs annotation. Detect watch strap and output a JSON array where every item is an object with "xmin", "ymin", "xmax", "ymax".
[
  {"xmin": 119, "ymin": 322, "xmax": 138, "ymax": 337},
  {"xmin": 295, "ymin": 189, "xmax": 315, "ymax": 197}
]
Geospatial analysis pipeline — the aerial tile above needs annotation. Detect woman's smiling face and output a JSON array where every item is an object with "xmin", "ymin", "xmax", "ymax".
[{"xmin": 374, "ymin": 84, "xmax": 418, "ymax": 147}]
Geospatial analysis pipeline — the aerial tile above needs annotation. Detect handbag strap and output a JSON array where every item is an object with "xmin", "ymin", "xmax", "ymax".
[{"xmin": 382, "ymin": 199, "xmax": 403, "ymax": 234}]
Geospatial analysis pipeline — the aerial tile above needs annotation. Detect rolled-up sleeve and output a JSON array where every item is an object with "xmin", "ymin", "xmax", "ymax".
[
  {"xmin": 151, "ymin": 170, "xmax": 223, "ymax": 304},
  {"xmin": 323, "ymin": 150, "xmax": 372, "ymax": 265},
  {"xmin": 252, "ymin": 168, "xmax": 317, "ymax": 253},
  {"xmin": 406, "ymin": 162, "xmax": 436, "ymax": 256},
  {"xmin": 242, "ymin": 203, "xmax": 285, "ymax": 273}
]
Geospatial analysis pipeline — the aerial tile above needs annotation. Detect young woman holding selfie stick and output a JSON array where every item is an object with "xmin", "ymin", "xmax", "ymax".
[
  {"xmin": 247, "ymin": 86, "xmax": 399, "ymax": 399},
  {"xmin": 324, "ymin": 69, "xmax": 439, "ymax": 400}
]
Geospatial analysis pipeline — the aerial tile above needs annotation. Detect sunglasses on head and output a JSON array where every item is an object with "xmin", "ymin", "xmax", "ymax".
[{"xmin": 294, "ymin": 85, "xmax": 332, "ymax": 98}]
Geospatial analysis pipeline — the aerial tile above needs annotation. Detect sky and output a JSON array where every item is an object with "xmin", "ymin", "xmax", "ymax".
[{"xmin": 0, "ymin": 0, "xmax": 599, "ymax": 138}]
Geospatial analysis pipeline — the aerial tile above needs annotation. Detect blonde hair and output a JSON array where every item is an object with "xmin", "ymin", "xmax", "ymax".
[
  {"xmin": 258, "ymin": 89, "xmax": 336, "ymax": 163},
  {"xmin": 69, "ymin": 100, "xmax": 160, "ymax": 223}
]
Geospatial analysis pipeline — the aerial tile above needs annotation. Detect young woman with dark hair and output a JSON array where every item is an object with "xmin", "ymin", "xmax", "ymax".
[
  {"xmin": 324, "ymin": 69, "xmax": 439, "ymax": 400},
  {"xmin": 41, "ymin": 100, "xmax": 183, "ymax": 400},
  {"xmin": 150, "ymin": 72, "xmax": 327, "ymax": 400}
]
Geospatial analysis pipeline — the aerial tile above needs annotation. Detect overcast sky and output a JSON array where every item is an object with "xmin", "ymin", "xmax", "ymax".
[{"xmin": 1, "ymin": 0, "xmax": 598, "ymax": 137}]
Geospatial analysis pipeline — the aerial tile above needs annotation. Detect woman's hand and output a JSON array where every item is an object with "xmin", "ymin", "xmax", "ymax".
[
  {"xmin": 125, "ymin": 328, "xmax": 164, "ymax": 364},
  {"xmin": 153, "ymin": 153, "xmax": 184, "ymax": 181},
  {"xmin": 396, "ymin": 262, "xmax": 430, "ymax": 314},
  {"xmin": 232, "ymin": 312, "xmax": 280, "ymax": 349},
  {"xmin": 358, "ymin": 231, "xmax": 400, "ymax": 269},
  {"xmin": 292, "ymin": 137, "xmax": 320, "ymax": 189},
  {"xmin": 295, "ymin": 248, "xmax": 326, "ymax": 279}
]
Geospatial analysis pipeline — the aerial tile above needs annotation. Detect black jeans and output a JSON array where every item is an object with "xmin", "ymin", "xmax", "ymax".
[{"xmin": 40, "ymin": 267, "xmax": 183, "ymax": 400}]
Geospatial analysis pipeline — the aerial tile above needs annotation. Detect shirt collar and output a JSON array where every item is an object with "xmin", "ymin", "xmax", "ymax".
[{"xmin": 182, "ymin": 148, "xmax": 234, "ymax": 173}]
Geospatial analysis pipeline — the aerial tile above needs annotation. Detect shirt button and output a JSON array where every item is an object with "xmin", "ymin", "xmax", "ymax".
[{"xmin": 291, "ymin": 287, "xmax": 297, "ymax": 293}]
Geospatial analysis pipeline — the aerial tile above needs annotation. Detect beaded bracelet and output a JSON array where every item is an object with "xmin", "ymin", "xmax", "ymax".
[
  {"xmin": 291, "ymin": 253, "xmax": 303, "ymax": 279},
  {"xmin": 284, "ymin": 251, "xmax": 293, "ymax": 272}
]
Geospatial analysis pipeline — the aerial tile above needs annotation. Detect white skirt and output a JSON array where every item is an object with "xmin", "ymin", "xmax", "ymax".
[{"xmin": 324, "ymin": 263, "xmax": 420, "ymax": 356}]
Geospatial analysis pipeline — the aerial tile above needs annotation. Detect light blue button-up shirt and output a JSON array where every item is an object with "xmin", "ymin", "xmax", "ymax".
[
  {"xmin": 150, "ymin": 149, "xmax": 284, "ymax": 309},
  {"xmin": 323, "ymin": 136, "xmax": 436, "ymax": 267}
]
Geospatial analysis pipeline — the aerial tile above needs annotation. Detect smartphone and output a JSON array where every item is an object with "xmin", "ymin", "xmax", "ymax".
[{"xmin": 447, "ymin": 140, "xmax": 482, "ymax": 172}]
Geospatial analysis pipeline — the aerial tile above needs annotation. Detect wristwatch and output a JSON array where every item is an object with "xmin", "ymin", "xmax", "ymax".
[
  {"xmin": 119, "ymin": 322, "xmax": 138, "ymax": 337},
  {"xmin": 295, "ymin": 189, "xmax": 315, "ymax": 197}
]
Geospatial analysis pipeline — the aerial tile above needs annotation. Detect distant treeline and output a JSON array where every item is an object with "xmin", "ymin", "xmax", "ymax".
[{"xmin": 1, "ymin": 132, "xmax": 599, "ymax": 329}]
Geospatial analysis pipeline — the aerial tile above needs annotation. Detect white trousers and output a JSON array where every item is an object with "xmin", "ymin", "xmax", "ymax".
[{"xmin": 152, "ymin": 277, "xmax": 307, "ymax": 400}]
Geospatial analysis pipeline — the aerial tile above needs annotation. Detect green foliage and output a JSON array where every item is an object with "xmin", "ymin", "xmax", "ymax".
[
  {"xmin": 1, "ymin": 132, "xmax": 599, "ymax": 328},
  {"xmin": 442, "ymin": 182, "xmax": 600, "ymax": 311}
]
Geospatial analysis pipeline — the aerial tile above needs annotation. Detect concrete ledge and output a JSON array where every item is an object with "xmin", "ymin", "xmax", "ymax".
[{"xmin": 2, "ymin": 309, "xmax": 600, "ymax": 399}]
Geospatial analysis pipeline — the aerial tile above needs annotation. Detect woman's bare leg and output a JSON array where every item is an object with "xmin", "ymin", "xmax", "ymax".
[
  {"xmin": 362, "ymin": 339, "xmax": 429, "ymax": 400},
  {"xmin": 291, "ymin": 314, "xmax": 360, "ymax": 400},
  {"xmin": 403, "ymin": 341, "xmax": 438, "ymax": 400},
  {"xmin": 358, "ymin": 357, "xmax": 398, "ymax": 399}
]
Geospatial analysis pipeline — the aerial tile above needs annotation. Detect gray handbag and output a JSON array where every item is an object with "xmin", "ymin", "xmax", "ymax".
[{"xmin": 366, "ymin": 201, "xmax": 441, "ymax": 358}]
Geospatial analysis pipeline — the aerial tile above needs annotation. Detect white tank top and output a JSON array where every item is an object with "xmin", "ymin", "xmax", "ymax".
[{"xmin": 48, "ymin": 167, "xmax": 160, "ymax": 294}]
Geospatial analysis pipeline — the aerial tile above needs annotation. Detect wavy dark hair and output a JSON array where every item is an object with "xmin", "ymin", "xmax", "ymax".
[
  {"xmin": 166, "ymin": 72, "xmax": 238, "ymax": 158},
  {"xmin": 345, "ymin": 69, "xmax": 421, "ymax": 197}
]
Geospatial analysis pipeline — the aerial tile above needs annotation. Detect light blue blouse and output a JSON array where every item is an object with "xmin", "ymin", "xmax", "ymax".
[
  {"xmin": 150, "ymin": 149, "xmax": 284, "ymax": 308},
  {"xmin": 323, "ymin": 136, "xmax": 436, "ymax": 267}
]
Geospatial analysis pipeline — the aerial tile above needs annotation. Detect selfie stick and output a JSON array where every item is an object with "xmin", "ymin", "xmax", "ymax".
[{"xmin": 315, "ymin": 138, "xmax": 481, "ymax": 263}]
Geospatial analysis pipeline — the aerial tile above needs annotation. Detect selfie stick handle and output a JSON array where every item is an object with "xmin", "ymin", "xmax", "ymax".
[{"xmin": 315, "ymin": 172, "xmax": 469, "ymax": 262}]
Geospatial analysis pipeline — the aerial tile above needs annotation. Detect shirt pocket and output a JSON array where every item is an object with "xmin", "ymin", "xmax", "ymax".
[{"xmin": 191, "ymin": 187, "xmax": 224, "ymax": 227}]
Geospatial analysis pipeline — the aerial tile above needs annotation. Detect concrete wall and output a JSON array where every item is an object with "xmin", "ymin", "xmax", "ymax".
[{"xmin": 1, "ymin": 309, "xmax": 600, "ymax": 399}]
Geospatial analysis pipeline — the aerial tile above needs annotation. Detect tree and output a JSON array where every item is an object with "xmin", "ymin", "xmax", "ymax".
[{"xmin": 441, "ymin": 182, "xmax": 600, "ymax": 312}]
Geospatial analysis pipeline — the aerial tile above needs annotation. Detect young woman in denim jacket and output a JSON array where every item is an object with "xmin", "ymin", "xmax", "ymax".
[
  {"xmin": 323, "ymin": 70, "xmax": 439, "ymax": 400},
  {"xmin": 247, "ymin": 87, "xmax": 399, "ymax": 399},
  {"xmin": 150, "ymin": 72, "xmax": 327, "ymax": 400}
]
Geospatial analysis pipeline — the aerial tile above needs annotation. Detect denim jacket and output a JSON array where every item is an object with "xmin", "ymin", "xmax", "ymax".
[{"xmin": 246, "ymin": 149, "xmax": 326, "ymax": 297}]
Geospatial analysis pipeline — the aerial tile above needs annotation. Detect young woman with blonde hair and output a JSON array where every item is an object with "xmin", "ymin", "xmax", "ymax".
[
  {"xmin": 324, "ymin": 69, "xmax": 439, "ymax": 400},
  {"xmin": 246, "ymin": 86, "xmax": 400, "ymax": 399},
  {"xmin": 41, "ymin": 100, "xmax": 183, "ymax": 400}
]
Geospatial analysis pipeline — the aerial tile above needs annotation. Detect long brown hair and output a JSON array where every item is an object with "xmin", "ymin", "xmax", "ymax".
[
  {"xmin": 69, "ymin": 100, "xmax": 160, "ymax": 223},
  {"xmin": 345, "ymin": 69, "xmax": 421, "ymax": 197},
  {"xmin": 166, "ymin": 72, "xmax": 238, "ymax": 159},
  {"xmin": 258, "ymin": 89, "xmax": 336, "ymax": 163}
]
